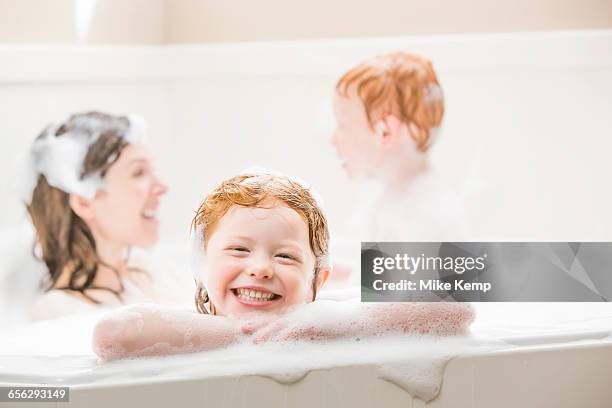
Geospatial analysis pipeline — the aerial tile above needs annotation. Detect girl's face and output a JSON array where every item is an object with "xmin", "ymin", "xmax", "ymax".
[
  {"xmin": 204, "ymin": 202, "xmax": 321, "ymax": 317},
  {"xmin": 87, "ymin": 143, "xmax": 167, "ymax": 248}
]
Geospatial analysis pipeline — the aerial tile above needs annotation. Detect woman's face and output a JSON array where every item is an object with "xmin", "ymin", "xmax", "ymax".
[
  {"xmin": 204, "ymin": 201, "xmax": 323, "ymax": 317},
  {"xmin": 87, "ymin": 143, "xmax": 167, "ymax": 248}
]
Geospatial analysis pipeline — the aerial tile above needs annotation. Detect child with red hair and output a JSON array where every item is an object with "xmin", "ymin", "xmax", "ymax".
[{"xmin": 332, "ymin": 52, "xmax": 468, "ymax": 241}]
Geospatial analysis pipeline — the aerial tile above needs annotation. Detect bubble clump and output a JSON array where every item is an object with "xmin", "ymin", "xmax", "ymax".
[{"xmin": 23, "ymin": 113, "xmax": 147, "ymax": 202}]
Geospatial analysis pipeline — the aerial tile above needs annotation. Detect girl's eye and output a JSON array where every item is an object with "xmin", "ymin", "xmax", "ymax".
[
  {"xmin": 225, "ymin": 247, "xmax": 249, "ymax": 257},
  {"xmin": 276, "ymin": 253, "xmax": 296, "ymax": 261},
  {"xmin": 228, "ymin": 247, "xmax": 249, "ymax": 253}
]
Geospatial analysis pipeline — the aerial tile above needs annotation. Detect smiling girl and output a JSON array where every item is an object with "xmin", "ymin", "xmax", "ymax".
[{"xmin": 92, "ymin": 172, "xmax": 474, "ymax": 360}]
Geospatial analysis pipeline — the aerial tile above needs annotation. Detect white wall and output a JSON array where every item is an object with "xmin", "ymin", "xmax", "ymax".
[
  {"xmin": 0, "ymin": 0, "xmax": 610, "ymax": 44},
  {"xmin": 0, "ymin": 30, "xmax": 611, "ymax": 248},
  {"xmin": 0, "ymin": 0, "xmax": 165, "ymax": 44},
  {"xmin": 166, "ymin": 0, "xmax": 612, "ymax": 43}
]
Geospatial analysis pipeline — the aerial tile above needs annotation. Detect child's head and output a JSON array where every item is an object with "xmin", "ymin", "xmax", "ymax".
[
  {"xmin": 192, "ymin": 172, "xmax": 331, "ymax": 316},
  {"xmin": 332, "ymin": 52, "xmax": 444, "ymax": 180}
]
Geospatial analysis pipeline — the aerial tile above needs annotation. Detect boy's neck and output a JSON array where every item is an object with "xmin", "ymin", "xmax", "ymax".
[{"xmin": 378, "ymin": 151, "xmax": 430, "ymax": 190}]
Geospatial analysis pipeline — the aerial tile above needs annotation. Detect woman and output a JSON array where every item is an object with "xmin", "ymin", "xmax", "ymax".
[{"xmin": 25, "ymin": 111, "xmax": 168, "ymax": 320}]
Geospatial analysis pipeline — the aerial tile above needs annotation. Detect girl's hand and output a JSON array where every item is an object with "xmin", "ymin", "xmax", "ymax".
[
  {"xmin": 239, "ymin": 314, "xmax": 282, "ymax": 336},
  {"xmin": 251, "ymin": 301, "xmax": 354, "ymax": 343}
]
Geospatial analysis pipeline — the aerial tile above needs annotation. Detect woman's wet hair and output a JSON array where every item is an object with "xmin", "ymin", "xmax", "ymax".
[
  {"xmin": 26, "ymin": 111, "xmax": 139, "ymax": 302},
  {"xmin": 191, "ymin": 172, "xmax": 330, "ymax": 315}
]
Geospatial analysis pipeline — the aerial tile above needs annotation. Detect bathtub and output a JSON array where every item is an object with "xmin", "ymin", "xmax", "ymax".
[
  {"xmin": 1, "ymin": 303, "xmax": 611, "ymax": 408},
  {"xmin": 2, "ymin": 239, "xmax": 611, "ymax": 407}
]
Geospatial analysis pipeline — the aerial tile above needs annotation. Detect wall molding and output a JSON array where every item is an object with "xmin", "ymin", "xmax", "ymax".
[{"xmin": 0, "ymin": 30, "xmax": 610, "ymax": 83}]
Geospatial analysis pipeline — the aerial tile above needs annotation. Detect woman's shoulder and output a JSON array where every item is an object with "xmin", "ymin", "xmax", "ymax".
[{"xmin": 29, "ymin": 289, "xmax": 101, "ymax": 321}]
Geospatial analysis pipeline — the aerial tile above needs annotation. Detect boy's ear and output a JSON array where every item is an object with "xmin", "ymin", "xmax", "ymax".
[
  {"xmin": 68, "ymin": 194, "xmax": 95, "ymax": 221},
  {"xmin": 374, "ymin": 115, "xmax": 402, "ymax": 145},
  {"xmin": 407, "ymin": 122, "xmax": 427, "ymax": 147}
]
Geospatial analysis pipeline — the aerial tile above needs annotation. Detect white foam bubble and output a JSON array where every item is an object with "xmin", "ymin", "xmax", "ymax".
[
  {"xmin": 424, "ymin": 83, "xmax": 444, "ymax": 104},
  {"xmin": 23, "ymin": 113, "xmax": 147, "ymax": 202},
  {"xmin": 374, "ymin": 337, "xmax": 462, "ymax": 401}
]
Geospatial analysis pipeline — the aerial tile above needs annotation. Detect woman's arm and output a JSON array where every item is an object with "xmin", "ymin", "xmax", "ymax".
[
  {"xmin": 92, "ymin": 304, "xmax": 246, "ymax": 361},
  {"xmin": 253, "ymin": 301, "xmax": 475, "ymax": 343}
]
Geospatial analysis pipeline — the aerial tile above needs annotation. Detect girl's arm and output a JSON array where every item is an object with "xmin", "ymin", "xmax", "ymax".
[
  {"xmin": 92, "ymin": 304, "xmax": 247, "ymax": 361},
  {"xmin": 253, "ymin": 301, "xmax": 475, "ymax": 343},
  {"xmin": 363, "ymin": 302, "xmax": 475, "ymax": 335}
]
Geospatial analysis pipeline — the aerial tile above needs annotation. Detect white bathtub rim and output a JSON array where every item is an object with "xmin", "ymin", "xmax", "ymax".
[{"xmin": 0, "ymin": 334, "xmax": 610, "ymax": 389}]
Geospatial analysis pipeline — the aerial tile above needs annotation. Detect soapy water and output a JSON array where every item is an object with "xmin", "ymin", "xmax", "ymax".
[{"xmin": 22, "ymin": 113, "xmax": 147, "ymax": 202}]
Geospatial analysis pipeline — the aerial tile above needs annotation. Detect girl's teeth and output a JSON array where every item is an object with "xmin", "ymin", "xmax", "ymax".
[{"xmin": 236, "ymin": 288, "xmax": 275, "ymax": 301}]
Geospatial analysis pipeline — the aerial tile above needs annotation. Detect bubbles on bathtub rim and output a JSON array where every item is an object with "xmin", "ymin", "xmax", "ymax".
[{"xmin": 21, "ymin": 113, "xmax": 147, "ymax": 204}]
